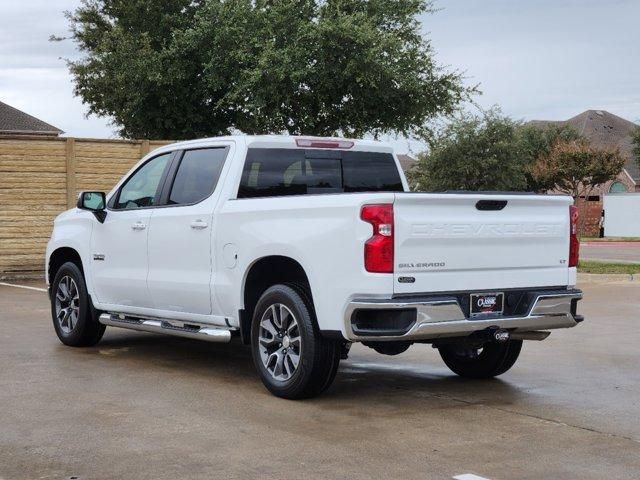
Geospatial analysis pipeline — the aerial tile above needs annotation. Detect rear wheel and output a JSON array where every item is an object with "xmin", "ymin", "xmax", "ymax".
[
  {"xmin": 438, "ymin": 339, "xmax": 522, "ymax": 379},
  {"xmin": 251, "ymin": 284, "xmax": 340, "ymax": 399},
  {"xmin": 51, "ymin": 262, "xmax": 105, "ymax": 347}
]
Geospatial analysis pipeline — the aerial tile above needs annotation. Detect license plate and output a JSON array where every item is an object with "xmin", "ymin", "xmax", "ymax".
[{"xmin": 470, "ymin": 292, "xmax": 504, "ymax": 317}]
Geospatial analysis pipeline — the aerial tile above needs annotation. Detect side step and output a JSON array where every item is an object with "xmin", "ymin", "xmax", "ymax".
[{"xmin": 98, "ymin": 313, "xmax": 233, "ymax": 343}]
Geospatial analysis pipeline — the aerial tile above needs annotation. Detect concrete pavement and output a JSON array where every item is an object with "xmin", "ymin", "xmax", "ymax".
[{"xmin": 1, "ymin": 282, "xmax": 639, "ymax": 479}]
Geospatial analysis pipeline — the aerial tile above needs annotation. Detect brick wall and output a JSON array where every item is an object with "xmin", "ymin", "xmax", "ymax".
[{"xmin": 574, "ymin": 197, "xmax": 603, "ymax": 237}]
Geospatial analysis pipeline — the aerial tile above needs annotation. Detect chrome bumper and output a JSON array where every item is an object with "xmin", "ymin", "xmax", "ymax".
[{"xmin": 344, "ymin": 290, "xmax": 583, "ymax": 342}]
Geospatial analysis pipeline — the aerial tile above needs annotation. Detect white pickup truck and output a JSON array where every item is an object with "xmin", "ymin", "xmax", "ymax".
[{"xmin": 46, "ymin": 135, "xmax": 583, "ymax": 399}]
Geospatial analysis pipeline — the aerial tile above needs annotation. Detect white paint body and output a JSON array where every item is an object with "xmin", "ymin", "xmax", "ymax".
[
  {"xmin": 46, "ymin": 135, "xmax": 577, "ymax": 339},
  {"xmin": 603, "ymin": 193, "xmax": 640, "ymax": 237}
]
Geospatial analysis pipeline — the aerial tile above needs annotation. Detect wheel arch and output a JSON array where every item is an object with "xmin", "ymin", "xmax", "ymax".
[
  {"xmin": 239, "ymin": 255, "xmax": 314, "ymax": 344},
  {"xmin": 48, "ymin": 247, "xmax": 84, "ymax": 286}
]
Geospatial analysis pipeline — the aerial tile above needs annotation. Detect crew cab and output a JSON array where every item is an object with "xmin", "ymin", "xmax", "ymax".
[{"xmin": 46, "ymin": 136, "xmax": 583, "ymax": 399}]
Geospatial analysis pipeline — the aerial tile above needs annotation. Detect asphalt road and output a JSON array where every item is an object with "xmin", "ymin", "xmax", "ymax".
[
  {"xmin": 581, "ymin": 241, "xmax": 640, "ymax": 263},
  {"xmin": 1, "ymin": 281, "xmax": 639, "ymax": 480}
]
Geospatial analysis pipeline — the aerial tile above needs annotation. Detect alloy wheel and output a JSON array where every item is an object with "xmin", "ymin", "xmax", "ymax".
[
  {"xmin": 258, "ymin": 303, "xmax": 302, "ymax": 381},
  {"xmin": 55, "ymin": 276, "xmax": 80, "ymax": 334}
]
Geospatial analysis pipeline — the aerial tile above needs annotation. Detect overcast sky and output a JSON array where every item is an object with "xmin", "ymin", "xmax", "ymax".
[{"xmin": 1, "ymin": 0, "xmax": 638, "ymax": 153}]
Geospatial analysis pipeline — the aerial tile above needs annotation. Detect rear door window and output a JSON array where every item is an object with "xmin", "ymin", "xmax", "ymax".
[
  {"xmin": 167, "ymin": 148, "xmax": 228, "ymax": 205},
  {"xmin": 237, "ymin": 148, "xmax": 403, "ymax": 198}
]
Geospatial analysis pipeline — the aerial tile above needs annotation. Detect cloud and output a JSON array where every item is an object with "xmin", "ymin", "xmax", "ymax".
[
  {"xmin": 424, "ymin": 0, "xmax": 640, "ymax": 123},
  {"xmin": 0, "ymin": 1, "xmax": 115, "ymax": 137},
  {"xmin": 0, "ymin": 0, "xmax": 638, "ymax": 149}
]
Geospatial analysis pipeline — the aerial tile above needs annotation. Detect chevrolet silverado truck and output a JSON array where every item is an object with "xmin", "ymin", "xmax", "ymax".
[{"xmin": 46, "ymin": 136, "xmax": 583, "ymax": 399}]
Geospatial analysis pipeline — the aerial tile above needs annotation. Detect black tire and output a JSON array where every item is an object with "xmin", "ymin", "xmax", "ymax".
[
  {"xmin": 51, "ymin": 261, "xmax": 106, "ymax": 347},
  {"xmin": 438, "ymin": 340, "xmax": 523, "ymax": 379},
  {"xmin": 251, "ymin": 284, "xmax": 340, "ymax": 399}
]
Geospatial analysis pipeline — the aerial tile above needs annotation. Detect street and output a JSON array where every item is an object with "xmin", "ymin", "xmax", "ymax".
[
  {"xmin": 1, "ymin": 281, "xmax": 639, "ymax": 480},
  {"xmin": 581, "ymin": 241, "xmax": 640, "ymax": 263}
]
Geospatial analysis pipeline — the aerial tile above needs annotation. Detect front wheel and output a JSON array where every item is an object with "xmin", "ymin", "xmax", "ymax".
[
  {"xmin": 51, "ymin": 261, "xmax": 106, "ymax": 347},
  {"xmin": 438, "ymin": 339, "xmax": 523, "ymax": 379},
  {"xmin": 251, "ymin": 284, "xmax": 340, "ymax": 399}
]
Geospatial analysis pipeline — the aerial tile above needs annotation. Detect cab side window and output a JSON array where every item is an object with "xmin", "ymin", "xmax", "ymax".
[
  {"xmin": 167, "ymin": 148, "xmax": 228, "ymax": 205},
  {"xmin": 114, "ymin": 153, "xmax": 172, "ymax": 210}
]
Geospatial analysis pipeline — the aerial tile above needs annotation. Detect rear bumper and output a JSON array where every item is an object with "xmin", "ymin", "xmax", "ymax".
[{"xmin": 344, "ymin": 288, "xmax": 583, "ymax": 342}]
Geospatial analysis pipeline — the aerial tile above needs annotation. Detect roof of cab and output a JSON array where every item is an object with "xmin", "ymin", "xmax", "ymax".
[{"xmin": 158, "ymin": 135, "xmax": 394, "ymax": 153}]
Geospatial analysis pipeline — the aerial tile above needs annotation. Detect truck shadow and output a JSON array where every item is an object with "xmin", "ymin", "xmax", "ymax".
[
  {"xmin": 92, "ymin": 330, "xmax": 522, "ymax": 405},
  {"xmin": 331, "ymin": 359, "xmax": 523, "ymax": 404}
]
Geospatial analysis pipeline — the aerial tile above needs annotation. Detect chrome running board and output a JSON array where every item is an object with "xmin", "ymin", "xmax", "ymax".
[{"xmin": 98, "ymin": 313, "xmax": 233, "ymax": 343}]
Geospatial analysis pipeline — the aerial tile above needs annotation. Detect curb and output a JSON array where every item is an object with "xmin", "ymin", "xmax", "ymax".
[{"xmin": 577, "ymin": 273, "xmax": 637, "ymax": 283}]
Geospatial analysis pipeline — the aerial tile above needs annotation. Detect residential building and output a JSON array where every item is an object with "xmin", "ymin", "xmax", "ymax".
[
  {"xmin": 531, "ymin": 110, "xmax": 639, "ymax": 236},
  {"xmin": 0, "ymin": 101, "xmax": 63, "ymax": 136}
]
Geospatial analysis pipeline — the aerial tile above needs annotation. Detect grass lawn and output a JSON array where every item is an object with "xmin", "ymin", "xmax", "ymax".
[
  {"xmin": 581, "ymin": 237, "xmax": 640, "ymax": 242},
  {"xmin": 578, "ymin": 260, "xmax": 640, "ymax": 275}
]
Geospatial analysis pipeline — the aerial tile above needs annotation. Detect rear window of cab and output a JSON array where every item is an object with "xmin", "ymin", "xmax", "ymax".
[{"xmin": 237, "ymin": 148, "xmax": 403, "ymax": 198}]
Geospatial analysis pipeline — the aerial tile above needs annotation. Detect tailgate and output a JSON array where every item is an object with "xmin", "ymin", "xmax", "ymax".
[{"xmin": 393, "ymin": 193, "xmax": 572, "ymax": 294}]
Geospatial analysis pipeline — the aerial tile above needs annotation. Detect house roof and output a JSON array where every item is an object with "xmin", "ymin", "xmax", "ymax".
[
  {"xmin": 531, "ymin": 110, "xmax": 639, "ymax": 183},
  {"xmin": 0, "ymin": 101, "xmax": 63, "ymax": 136},
  {"xmin": 397, "ymin": 154, "xmax": 417, "ymax": 173}
]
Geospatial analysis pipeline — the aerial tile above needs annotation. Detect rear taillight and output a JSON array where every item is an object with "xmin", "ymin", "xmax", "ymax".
[
  {"xmin": 569, "ymin": 205, "xmax": 579, "ymax": 267},
  {"xmin": 361, "ymin": 204, "xmax": 394, "ymax": 273}
]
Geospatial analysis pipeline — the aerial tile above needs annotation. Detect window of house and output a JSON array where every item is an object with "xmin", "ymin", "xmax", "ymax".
[{"xmin": 608, "ymin": 181, "xmax": 628, "ymax": 193}]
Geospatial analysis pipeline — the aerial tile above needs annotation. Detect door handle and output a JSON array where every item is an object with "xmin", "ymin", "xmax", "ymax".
[
  {"xmin": 190, "ymin": 220, "xmax": 208, "ymax": 230},
  {"xmin": 131, "ymin": 221, "xmax": 146, "ymax": 231}
]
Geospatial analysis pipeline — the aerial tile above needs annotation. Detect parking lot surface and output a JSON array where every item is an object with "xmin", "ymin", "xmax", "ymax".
[{"xmin": 1, "ymin": 281, "xmax": 639, "ymax": 480}]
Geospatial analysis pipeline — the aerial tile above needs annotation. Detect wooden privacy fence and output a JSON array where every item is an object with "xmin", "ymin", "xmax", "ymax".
[{"xmin": 0, "ymin": 135, "xmax": 170, "ymax": 278}]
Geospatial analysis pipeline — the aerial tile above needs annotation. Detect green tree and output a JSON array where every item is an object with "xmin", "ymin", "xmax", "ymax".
[
  {"xmin": 408, "ymin": 110, "xmax": 585, "ymax": 192},
  {"xmin": 409, "ymin": 109, "xmax": 529, "ymax": 191},
  {"xmin": 530, "ymin": 139, "xmax": 626, "ymax": 199},
  {"xmin": 57, "ymin": 0, "xmax": 474, "ymax": 139},
  {"xmin": 518, "ymin": 123, "xmax": 582, "ymax": 191}
]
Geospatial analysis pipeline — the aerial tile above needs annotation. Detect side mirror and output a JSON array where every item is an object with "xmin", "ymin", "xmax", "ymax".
[{"xmin": 77, "ymin": 191, "xmax": 107, "ymax": 223}]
